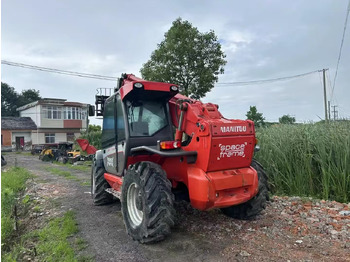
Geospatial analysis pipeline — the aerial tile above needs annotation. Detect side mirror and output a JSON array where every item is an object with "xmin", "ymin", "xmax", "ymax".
[{"xmin": 88, "ymin": 105, "xmax": 95, "ymax": 116}]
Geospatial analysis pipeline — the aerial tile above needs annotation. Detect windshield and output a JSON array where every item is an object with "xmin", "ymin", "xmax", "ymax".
[{"xmin": 127, "ymin": 100, "xmax": 168, "ymax": 136}]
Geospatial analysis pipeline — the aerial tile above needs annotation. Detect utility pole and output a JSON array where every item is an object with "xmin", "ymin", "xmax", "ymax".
[
  {"xmin": 328, "ymin": 101, "xmax": 331, "ymax": 121},
  {"xmin": 332, "ymin": 105, "xmax": 338, "ymax": 120},
  {"xmin": 322, "ymin": 69, "xmax": 328, "ymax": 122}
]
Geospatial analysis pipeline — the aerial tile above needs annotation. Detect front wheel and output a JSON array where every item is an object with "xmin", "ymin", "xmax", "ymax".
[
  {"xmin": 121, "ymin": 162, "xmax": 176, "ymax": 243},
  {"xmin": 221, "ymin": 160, "xmax": 269, "ymax": 220},
  {"xmin": 91, "ymin": 167, "xmax": 114, "ymax": 205}
]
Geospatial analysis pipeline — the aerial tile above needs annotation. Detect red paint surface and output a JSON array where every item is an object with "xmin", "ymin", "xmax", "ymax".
[{"xmin": 63, "ymin": 120, "xmax": 82, "ymax": 128}]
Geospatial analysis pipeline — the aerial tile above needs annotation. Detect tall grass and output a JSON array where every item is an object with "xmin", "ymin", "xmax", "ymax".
[{"xmin": 255, "ymin": 121, "xmax": 350, "ymax": 202}]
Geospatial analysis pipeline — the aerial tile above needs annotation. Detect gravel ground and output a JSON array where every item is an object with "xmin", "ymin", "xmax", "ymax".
[{"xmin": 2, "ymin": 152, "xmax": 350, "ymax": 262}]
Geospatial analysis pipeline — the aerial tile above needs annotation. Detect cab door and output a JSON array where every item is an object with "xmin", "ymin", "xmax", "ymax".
[
  {"xmin": 116, "ymin": 94, "xmax": 126, "ymax": 174},
  {"xmin": 101, "ymin": 96, "xmax": 118, "ymax": 175}
]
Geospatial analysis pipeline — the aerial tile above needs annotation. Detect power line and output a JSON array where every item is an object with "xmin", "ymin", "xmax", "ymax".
[
  {"xmin": 3, "ymin": 59, "xmax": 323, "ymax": 88},
  {"xmin": 331, "ymin": 0, "xmax": 350, "ymax": 100},
  {"xmin": 216, "ymin": 70, "xmax": 321, "ymax": 86},
  {"xmin": 1, "ymin": 60, "xmax": 118, "ymax": 81}
]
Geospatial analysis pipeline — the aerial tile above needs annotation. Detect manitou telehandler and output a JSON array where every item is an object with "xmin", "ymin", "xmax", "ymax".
[{"xmin": 80, "ymin": 74, "xmax": 269, "ymax": 243}]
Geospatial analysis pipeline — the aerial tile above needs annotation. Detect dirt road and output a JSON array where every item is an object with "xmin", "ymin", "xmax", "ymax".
[{"xmin": 2, "ymin": 153, "xmax": 350, "ymax": 262}]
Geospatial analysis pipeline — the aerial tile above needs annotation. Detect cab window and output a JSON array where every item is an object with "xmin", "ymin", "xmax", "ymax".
[
  {"xmin": 101, "ymin": 97, "xmax": 116, "ymax": 148},
  {"xmin": 127, "ymin": 100, "xmax": 167, "ymax": 137}
]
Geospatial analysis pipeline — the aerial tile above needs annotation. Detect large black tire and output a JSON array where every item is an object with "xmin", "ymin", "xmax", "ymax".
[
  {"xmin": 91, "ymin": 167, "xmax": 114, "ymax": 205},
  {"xmin": 41, "ymin": 154, "xmax": 52, "ymax": 162},
  {"xmin": 121, "ymin": 161, "xmax": 176, "ymax": 243},
  {"xmin": 221, "ymin": 160, "xmax": 269, "ymax": 220}
]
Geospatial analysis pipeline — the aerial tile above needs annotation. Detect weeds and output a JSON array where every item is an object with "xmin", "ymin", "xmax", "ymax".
[
  {"xmin": 3, "ymin": 211, "xmax": 89, "ymax": 262},
  {"xmin": 45, "ymin": 167, "xmax": 79, "ymax": 181},
  {"xmin": 1, "ymin": 167, "xmax": 31, "ymax": 248},
  {"xmin": 256, "ymin": 121, "xmax": 350, "ymax": 202},
  {"xmin": 54, "ymin": 161, "xmax": 91, "ymax": 172},
  {"xmin": 80, "ymin": 181, "xmax": 91, "ymax": 187}
]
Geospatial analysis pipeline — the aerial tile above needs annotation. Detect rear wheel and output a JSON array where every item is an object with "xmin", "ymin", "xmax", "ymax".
[
  {"xmin": 41, "ymin": 154, "xmax": 52, "ymax": 162},
  {"xmin": 121, "ymin": 161, "xmax": 176, "ymax": 243},
  {"xmin": 91, "ymin": 167, "xmax": 114, "ymax": 205},
  {"xmin": 221, "ymin": 160, "xmax": 269, "ymax": 220}
]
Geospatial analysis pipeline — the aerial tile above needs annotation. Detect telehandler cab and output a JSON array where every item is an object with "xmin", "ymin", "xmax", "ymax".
[{"xmin": 83, "ymin": 73, "xmax": 269, "ymax": 243}]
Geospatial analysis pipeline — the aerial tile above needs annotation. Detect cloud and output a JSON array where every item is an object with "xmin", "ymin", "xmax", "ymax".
[{"xmin": 2, "ymin": 0, "xmax": 350, "ymax": 123}]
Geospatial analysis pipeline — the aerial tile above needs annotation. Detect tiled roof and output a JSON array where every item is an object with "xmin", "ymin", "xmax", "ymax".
[{"xmin": 1, "ymin": 117, "xmax": 37, "ymax": 130}]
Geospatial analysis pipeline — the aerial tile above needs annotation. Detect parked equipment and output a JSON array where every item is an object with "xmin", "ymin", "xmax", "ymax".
[
  {"xmin": 31, "ymin": 145, "xmax": 44, "ymax": 155},
  {"xmin": 82, "ymin": 74, "xmax": 269, "ymax": 243},
  {"xmin": 67, "ymin": 149, "xmax": 81, "ymax": 163},
  {"xmin": 38, "ymin": 142, "xmax": 73, "ymax": 162}
]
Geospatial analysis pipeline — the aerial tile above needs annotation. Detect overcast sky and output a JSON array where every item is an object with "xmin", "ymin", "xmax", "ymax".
[{"xmin": 2, "ymin": 0, "xmax": 350, "ymax": 125}]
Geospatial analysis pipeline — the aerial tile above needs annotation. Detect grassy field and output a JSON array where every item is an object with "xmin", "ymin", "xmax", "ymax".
[
  {"xmin": 3, "ymin": 211, "xmax": 92, "ymax": 262},
  {"xmin": 256, "ymin": 121, "xmax": 350, "ymax": 203},
  {"xmin": 2, "ymin": 167, "xmax": 91, "ymax": 261}
]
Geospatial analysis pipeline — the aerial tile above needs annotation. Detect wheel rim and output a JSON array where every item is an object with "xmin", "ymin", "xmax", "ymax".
[{"xmin": 127, "ymin": 182, "xmax": 143, "ymax": 227}]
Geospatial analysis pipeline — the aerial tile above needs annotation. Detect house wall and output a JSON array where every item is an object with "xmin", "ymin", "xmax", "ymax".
[
  {"xmin": 55, "ymin": 133, "xmax": 66, "ymax": 143},
  {"xmin": 40, "ymin": 118, "xmax": 64, "ymax": 128},
  {"xmin": 83, "ymin": 118, "xmax": 87, "ymax": 129},
  {"xmin": 1, "ymin": 130, "xmax": 12, "ymax": 146},
  {"xmin": 31, "ymin": 130, "xmax": 42, "ymax": 145},
  {"xmin": 31, "ymin": 130, "xmax": 82, "ymax": 144},
  {"xmin": 20, "ymin": 105, "xmax": 41, "ymax": 127},
  {"xmin": 11, "ymin": 131, "xmax": 32, "ymax": 143}
]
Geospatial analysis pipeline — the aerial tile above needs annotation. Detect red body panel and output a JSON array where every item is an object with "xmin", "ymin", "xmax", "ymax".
[
  {"xmin": 63, "ymin": 120, "xmax": 82, "ymax": 128},
  {"xmin": 119, "ymin": 74, "xmax": 178, "ymax": 101},
  {"xmin": 76, "ymin": 139, "xmax": 97, "ymax": 155},
  {"xmin": 167, "ymin": 94, "xmax": 258, "ymax": 209},
  {"xmin": 186, "ymin": 167, "xmax": 258, "ymax": 210},
  {"xmin": 104, "ymin": 172, "xmax": 123, "ymax": 192}
]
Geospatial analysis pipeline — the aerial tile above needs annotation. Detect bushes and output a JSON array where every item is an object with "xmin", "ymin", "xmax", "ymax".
[
  {"xmin": 256, "ymin": 122, "xmax": 350, "ymax": 202},
  {"xmin": 79, "ymin": 130, "xmax": 101, "ymax": 149}
]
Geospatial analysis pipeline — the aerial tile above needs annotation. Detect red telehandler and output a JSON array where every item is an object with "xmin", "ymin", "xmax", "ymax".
[{"xmin": 80, "ymin": 73, "xmax": 269, "ymax": 243}]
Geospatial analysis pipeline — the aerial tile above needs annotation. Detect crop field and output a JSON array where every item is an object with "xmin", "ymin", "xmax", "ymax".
[{"xmin": 256, "ymin": 121, "xmax": 350, "ymax": 203}]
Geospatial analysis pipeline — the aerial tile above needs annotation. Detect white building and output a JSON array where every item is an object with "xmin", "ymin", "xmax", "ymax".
[{"xmin": 17, "ymin": 98, "xmax": 89, "ymax": 145}]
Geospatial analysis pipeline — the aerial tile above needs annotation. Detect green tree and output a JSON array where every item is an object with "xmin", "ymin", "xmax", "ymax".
[
  {"xmin": 140, "ymin": 18, "xmax": 227, "ymax": 99},
  {"xmin": 1, "ymin": 83, "xmax": 41, "ymax": 117},
  {"xmin": 246, "ymin": 106, "xmax": 265, "ymax": 127},
  {"xmin": 1, "ymin": 82, "xmax": 19, "ymax": 116},
  {"xmin": 79, "ymin": 128, "xmax": 102, "ymax": 149},
  {"xmin": 17, "ymin": 89, "xmax": 41, "ymax": 108},
  {"xmin": 88, "ymin": 124, "xmax": 101, "ymax": 132},
  {"xmin": 279, "ymin": 114, "xmax": 296, "ymax": 124}
]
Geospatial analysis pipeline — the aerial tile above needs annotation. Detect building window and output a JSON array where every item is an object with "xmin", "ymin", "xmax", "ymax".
[
  {"xmin": 43, "ymin": 106, "xmax": 62, "ymax": 119},
  {"xmin": 45, "ymin": 133, "xmax": 55, "ymax": 143},
  {"xmin": 64, "ymin": 107, "xmax": 82, "ymax": 120},
  {"xmin": 67, "ymin": 132, "xmax": 75, "ymax": 142}
]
